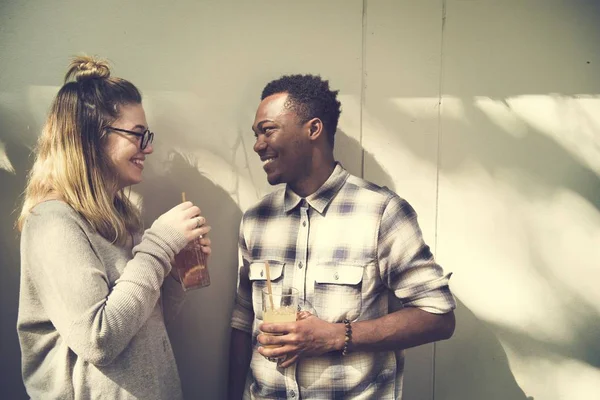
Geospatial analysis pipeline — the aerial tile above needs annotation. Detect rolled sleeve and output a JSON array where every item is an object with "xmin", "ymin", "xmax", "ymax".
[
  {"xmin": 394, "ymin": 272, "xmax": 455, "ymax": 314},
  {"xmin": 231, "ymin": 299, "xmax": 253, "ymax": 334},
  {"xmin": 378, "ymin": 196, "xmax": 456, "ymax": 314}
]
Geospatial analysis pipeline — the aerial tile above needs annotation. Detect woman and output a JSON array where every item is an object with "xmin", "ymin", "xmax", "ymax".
[{"xmin": 16, "ymin": 55, "xmax": 210, "ymax": 399}]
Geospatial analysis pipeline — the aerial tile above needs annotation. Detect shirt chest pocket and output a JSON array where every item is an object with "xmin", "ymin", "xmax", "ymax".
[
  {"xmin": 249, "ymin": 260, "xmax": 285, "ymax": 321},
  {"xmin": 313, "ymin": 264, "xmax": 363, "ymax": 323}
]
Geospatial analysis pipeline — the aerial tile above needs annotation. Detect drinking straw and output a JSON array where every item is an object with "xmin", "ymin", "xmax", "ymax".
[{"xmin": 265, "ymin": 261, "xmax": 275, "ymax": 310}]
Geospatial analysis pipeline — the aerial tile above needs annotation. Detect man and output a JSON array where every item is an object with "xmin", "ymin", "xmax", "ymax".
[{"xmin": 229, "ymin": 74, "xmax": 455, "ymax": 399}]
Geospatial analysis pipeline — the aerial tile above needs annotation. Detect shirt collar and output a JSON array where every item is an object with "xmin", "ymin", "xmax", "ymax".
[{"xmin": 283, "ymin": 163, "xmax": 349, "ymax": 214}]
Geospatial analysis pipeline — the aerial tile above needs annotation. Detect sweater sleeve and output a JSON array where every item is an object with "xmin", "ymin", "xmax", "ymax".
[{"xmin": 21, "ymin": 205, "xmax": 188, "ymax": 366}]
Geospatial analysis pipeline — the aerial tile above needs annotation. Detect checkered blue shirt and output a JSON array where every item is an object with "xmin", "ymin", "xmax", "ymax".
[{"xmin": 231, "ymin": 164, "xmax": 455, "ymax": 399}]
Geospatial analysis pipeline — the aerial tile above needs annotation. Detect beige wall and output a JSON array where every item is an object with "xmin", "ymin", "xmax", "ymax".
[{"xmin": 1, "ymin": 1, "xmax": 599, "ymax": 399}]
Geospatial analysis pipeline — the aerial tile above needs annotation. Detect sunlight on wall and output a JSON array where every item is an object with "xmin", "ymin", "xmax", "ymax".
[
  {"xmin": 339, "ymin": 93, "xmax": 600, "ymax": 400},
  {"xmin": 432, "ymin": 94, "xmax": 600, "ymax": 400},
  {"xmin": 438, "ymin": 166, "xmax": 600, "ymax": 331},
  {"xmin": 476, "ymin": 95, "xmax": 600, "ymax": 176},
  {"xmin": 474, "ymin": 97, "xmax": 530, "ymax": 139}
]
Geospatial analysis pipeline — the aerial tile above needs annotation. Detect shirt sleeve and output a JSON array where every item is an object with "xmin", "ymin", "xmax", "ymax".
[
  {"xmin": 230, "ymin": 217, "xmax": 254, "ymax": 333},
  {"xmin": 21, "ymin": 206, "xmax": 188, "ymax": 366},
  {"xmin": 377, "ymin": 195, "xmax": 456, "ymax": 314}
]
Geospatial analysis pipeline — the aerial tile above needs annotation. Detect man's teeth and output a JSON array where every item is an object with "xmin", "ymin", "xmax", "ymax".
[
  {"xmin": 132, "ymin": 159, "xmax": 144, "ymax": 167},
  {"xmin": 263, "ymin": 158, "xmax": 275, "ymax": 165}
]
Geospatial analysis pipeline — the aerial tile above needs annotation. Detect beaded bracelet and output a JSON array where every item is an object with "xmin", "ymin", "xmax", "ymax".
[{"xmin": 342, "ymin": 319, "xmax": 352, "ymax": 356}]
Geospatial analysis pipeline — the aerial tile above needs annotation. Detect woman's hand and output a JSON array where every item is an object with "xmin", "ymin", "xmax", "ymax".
[{"xmin": 156, "ymin": 201, "xmax": 211, "ymax": 244}]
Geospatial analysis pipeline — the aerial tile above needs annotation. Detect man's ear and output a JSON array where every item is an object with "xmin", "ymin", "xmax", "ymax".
[{"xmin": 306, "ymin": 118, "xmax": 324, "ymax": 141}]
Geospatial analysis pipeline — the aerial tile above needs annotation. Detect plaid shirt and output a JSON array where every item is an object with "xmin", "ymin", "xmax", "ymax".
[{"xmin": 231, "ymin": 164, "xmax": 455, "ymax": 399}]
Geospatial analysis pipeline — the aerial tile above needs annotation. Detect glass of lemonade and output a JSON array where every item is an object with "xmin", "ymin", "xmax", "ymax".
[{"xmin": 261, "ymin": 287, "xmax": 299, "ymax": 348}]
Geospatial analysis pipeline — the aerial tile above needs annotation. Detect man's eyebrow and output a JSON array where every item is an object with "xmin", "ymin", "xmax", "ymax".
[
  {"xmin": 129, "ymin": 124, "xmax": 147, "ymax": 131},
  {"xmin": 252, "ymin": 119, "xmax": 273, "ymax": 132}
]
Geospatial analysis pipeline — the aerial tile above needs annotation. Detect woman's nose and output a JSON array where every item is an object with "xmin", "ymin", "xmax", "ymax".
[{"xmin": 143, "ymin": 142, "xmax": 154, "ymax": 154}]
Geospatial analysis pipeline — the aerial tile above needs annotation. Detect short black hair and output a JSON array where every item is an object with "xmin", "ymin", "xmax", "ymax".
[{"xmin": 261, "ymin": 74, "xmax": 342, "ymax": 147}]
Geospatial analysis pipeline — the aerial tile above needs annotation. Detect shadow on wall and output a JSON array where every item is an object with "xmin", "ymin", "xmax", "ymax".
[
  {"xmin": 335, "ymin": 128, "xmax": 394, "ymax": 189},
  {"xmin": 135, "ymin": 151, "xmax": 241, "ymax": 400},
  {"xmin": 436, "ymin": 300, "xmax": 531, "ymax": 400},
  {"xmin": 0, "ymin": 104, "xmax": 34, "ymax": 400}
]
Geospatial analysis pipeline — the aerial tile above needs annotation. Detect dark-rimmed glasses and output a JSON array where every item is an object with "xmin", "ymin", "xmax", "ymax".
[{"xmin": 107, "ymin": 127, "xmax": 154, "ymax": 150}]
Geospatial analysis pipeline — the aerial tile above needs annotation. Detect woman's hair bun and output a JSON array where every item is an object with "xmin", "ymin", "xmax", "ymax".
[{"xmin": 64, "ymin": 55, "xmax": 111, "ymax": 83}]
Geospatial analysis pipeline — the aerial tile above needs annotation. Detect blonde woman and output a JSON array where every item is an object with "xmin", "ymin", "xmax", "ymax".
[{"xmin": 16, "ymin": 56, "xmax": 210, "ymax": 399}]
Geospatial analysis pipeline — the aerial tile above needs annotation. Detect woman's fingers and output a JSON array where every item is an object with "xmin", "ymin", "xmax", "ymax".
[
  {"xmin": 182, "ymin": 205, "xmax": 202, "ymax": 220},
  {"xmin": 158, "ymin": 201, "xmax": 211, "ymax": 245},
  {"xmin": 187, "ymin": 216, "xmax": 207, "ymax": 230}
]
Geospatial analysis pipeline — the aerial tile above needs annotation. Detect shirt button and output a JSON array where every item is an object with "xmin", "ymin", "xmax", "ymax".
[
  {"xmin": 290, "ymin": 391, "xmax": 296, "ymax": 398},
  {"xmin": 334, "ymin": 272, "xmax": 339, "ymax": 280},
  {"xmin": 302, "ymin": 221, "xmax": 307, "ymax": 227},
  {"xmin": 298, "ymin": 262, "xmax": 303, "ymax": 269}
]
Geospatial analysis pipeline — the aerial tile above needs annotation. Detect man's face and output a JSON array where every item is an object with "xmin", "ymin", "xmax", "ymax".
[{"xmin": 252, "ymin": 92, "xmax": 311, "ymax": 187}]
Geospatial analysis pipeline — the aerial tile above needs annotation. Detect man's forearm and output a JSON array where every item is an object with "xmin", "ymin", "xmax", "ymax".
[
  {"xmin": 228, "ymin": 328, "xmax": 252, "ymax": 400},
  {"xmin": 256, "ymin": 307, "xmax": 455, "ymax": 366},
  {"xmin": 348, "ymin": 308, "xmax": 455, "ymax": 353}
]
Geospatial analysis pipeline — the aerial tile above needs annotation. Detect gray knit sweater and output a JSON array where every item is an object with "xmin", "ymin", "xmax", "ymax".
[{"xmin": 17, "ymin": 200, "xmax": 187, "ymax": 400}]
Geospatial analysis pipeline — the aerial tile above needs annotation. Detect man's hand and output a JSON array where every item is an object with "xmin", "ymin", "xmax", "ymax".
[{"xmin": 257, "ymin": 313, "xmax": 345, "ymax": 368}]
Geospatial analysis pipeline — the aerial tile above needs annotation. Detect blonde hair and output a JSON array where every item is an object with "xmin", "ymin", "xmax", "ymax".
[{"xmin": 17, "ymin": 55, "xmax": 143, "ymax": 245}]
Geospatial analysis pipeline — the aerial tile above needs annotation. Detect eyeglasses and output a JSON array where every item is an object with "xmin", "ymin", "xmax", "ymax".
[{"xmin": 107, "ymin": 126, "xmax": 155, "ymax": 150}]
